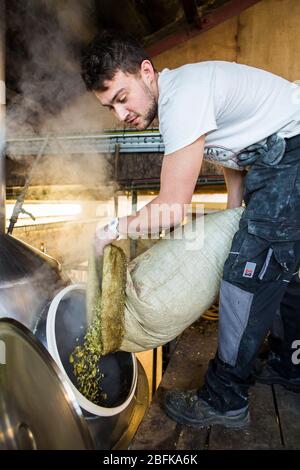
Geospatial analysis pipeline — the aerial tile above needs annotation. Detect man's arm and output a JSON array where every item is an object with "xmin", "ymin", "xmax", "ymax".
[
  {"xmin": 95, "ymin": 135, "xmax": 205, "ymax": 253},
  {"xmin": 223, "ymin": 167, "xmax": 246, "ymax": 209}
]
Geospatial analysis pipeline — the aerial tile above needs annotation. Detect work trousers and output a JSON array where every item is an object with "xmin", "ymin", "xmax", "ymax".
[{"xmin": 199, "ymin": 133, "xmax": 300, "ymax": 412}]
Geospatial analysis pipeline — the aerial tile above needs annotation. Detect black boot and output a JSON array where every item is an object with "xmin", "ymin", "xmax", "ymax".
[
  {"xmin": 254, "ymin": 362, "xmax": 300, "ymax": 392},
  {"xmin": 164, "ymin": 389, "xmax": 250, "ymax": 428}
]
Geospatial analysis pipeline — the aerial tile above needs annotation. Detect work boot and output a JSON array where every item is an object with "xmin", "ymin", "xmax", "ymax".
[
  {"xmin": 254, "ymin": 363, "xmax": 300, "ymax": 392},
  {"xmin": 164, "ymin": 389, "xmax": 250, "ymax": 428}
]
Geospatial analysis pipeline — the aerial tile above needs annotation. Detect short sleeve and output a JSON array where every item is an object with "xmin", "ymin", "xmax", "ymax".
[{"xmin": 158, "ymin": 68, "xmax": 218, "ymax": 155}]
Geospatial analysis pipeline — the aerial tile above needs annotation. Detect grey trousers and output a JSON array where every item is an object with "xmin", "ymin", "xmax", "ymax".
[{"xmin": 199, "ymin": 133, "xmax": 300, "ymax": 412}]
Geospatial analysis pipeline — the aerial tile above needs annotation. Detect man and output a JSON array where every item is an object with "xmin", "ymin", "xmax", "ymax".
[{"xmin": 81, "ymin": 30, "xmax": 300, "ymax": 428}]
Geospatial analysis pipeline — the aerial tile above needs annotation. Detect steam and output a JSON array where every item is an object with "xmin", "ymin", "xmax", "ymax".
[
  {"xmin": 5, "ymin": 1, "xmax": 121, "ymax": 267},
  {"xmin": 6, "ymin": 0, "xmax": 119, "ymax": 189},
  {"xmin": 6, "ymin": 0, "xmax": 97, "ymax": 137}
]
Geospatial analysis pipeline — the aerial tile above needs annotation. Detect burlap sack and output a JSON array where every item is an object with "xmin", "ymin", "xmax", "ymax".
[
  {"xmin": 122, "ymin": 207, "xmax": 243, "ymax": 351},
  {"xmin": 86, "ymin": 207, "xmax": 244, "ymax": 354}
]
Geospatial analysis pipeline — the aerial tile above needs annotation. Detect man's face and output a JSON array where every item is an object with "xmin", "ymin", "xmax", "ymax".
[{"xmin": 95, "ymin": 68, "xmax": 158, "ymax": 130}]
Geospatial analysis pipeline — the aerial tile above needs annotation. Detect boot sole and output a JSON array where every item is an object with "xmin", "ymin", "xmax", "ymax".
[
  {"xmin": 164, "ymin": 405, "xmax": 250, "ymax": 429},
  {"xmin": 256, "ymin": 376, "xmax": 300, "ymax": 393}
]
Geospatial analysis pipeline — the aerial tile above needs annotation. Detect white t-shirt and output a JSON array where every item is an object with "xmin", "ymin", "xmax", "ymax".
[{"xmin": 158, "ymin": 61, "xmax": 300, "ymax": 170}]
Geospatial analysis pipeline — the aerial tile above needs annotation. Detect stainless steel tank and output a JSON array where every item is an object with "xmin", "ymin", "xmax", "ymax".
[
  {"xmin": 35, "ymin": 283, "xmax": 149, "ymax": 449},
  {"xmin": 0, "ymin": 234, "xmax": 149, "ymax": 449},
  {"xmin": 0, "ymin": 317, "xmax": 94, "ymax": 450},
  {"xmin": 0, "ymin": 234, "xmax": 64, "ymax": 329}
]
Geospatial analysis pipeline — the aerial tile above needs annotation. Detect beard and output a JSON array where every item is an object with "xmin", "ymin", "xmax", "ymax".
[
  {"xmin": 138, "ymin": 82, "xmax": 158, "ymax": 130},
  {"xmin": 142, "ymin": 99, "xmax": 157, "ymax": 129}
]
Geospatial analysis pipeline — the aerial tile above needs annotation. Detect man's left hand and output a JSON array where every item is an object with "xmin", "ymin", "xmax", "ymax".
[{"xmin": 94, "ymin": 223, "xmax": 117, "ymax": 256}]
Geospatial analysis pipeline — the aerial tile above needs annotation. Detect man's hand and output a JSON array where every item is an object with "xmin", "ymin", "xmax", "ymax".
[{"xmin": 94, "ymin": 223, "xmax": 118, "ymax": 256}]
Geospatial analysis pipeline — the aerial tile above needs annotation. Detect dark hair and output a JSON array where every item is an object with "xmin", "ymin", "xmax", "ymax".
[{"xmin": 81, "ymin": 30, "xmax": 154, "ymax": 92}]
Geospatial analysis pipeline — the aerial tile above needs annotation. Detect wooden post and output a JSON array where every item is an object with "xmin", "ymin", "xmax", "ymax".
[
  {"xmin": 130, "ymin": 188, "xmax": 138, "ymax": 260},
  {"xmin": 113, "ymin": 144, "xmax": 120, "ymax": 217}
]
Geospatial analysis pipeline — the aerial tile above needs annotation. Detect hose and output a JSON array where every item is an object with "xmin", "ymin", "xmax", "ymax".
[{"xmin": 202, "ymin": 303, "xmax": 219, "ymax": 321}]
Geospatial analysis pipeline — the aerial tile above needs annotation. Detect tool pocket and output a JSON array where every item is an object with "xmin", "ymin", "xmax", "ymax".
[
  {"xmin": 246, "ymin": 219, "xmax": 297, "ymax": 282},
  {"xmin": 223, "ymin": 218, "xmax": 298, "ymax": 283}
]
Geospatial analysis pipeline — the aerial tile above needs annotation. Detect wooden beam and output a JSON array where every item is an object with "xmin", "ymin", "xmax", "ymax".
[{"xmin": 146, "ymin": 0, "xmax": 261, "ymax": 57}]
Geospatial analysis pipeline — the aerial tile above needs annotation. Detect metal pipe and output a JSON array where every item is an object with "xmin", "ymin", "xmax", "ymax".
[
  {"xmin": 6, "ymin": 130, "xmax": 165, "ymax": 155},
  {"xmin": 0, "ymin": 0, "xmax": 5, "ymax": 234},
  {"xmin": 7, "ymin": 135, "xmax": 50, "ymax": 234}
]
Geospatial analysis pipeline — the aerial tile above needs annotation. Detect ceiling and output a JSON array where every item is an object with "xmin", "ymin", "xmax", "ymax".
[{"xmin": 5, "ymin": 0, "xmax": 260, "ymax": 133}]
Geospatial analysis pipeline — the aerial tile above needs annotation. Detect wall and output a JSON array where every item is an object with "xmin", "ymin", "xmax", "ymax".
[
  {"xmin": 153, "ymin": 0, "xmax": 300, "ymax": 82},
  {"xmin": 13, "ymin": 219, "xmax": 97, "ymax": 266}
]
